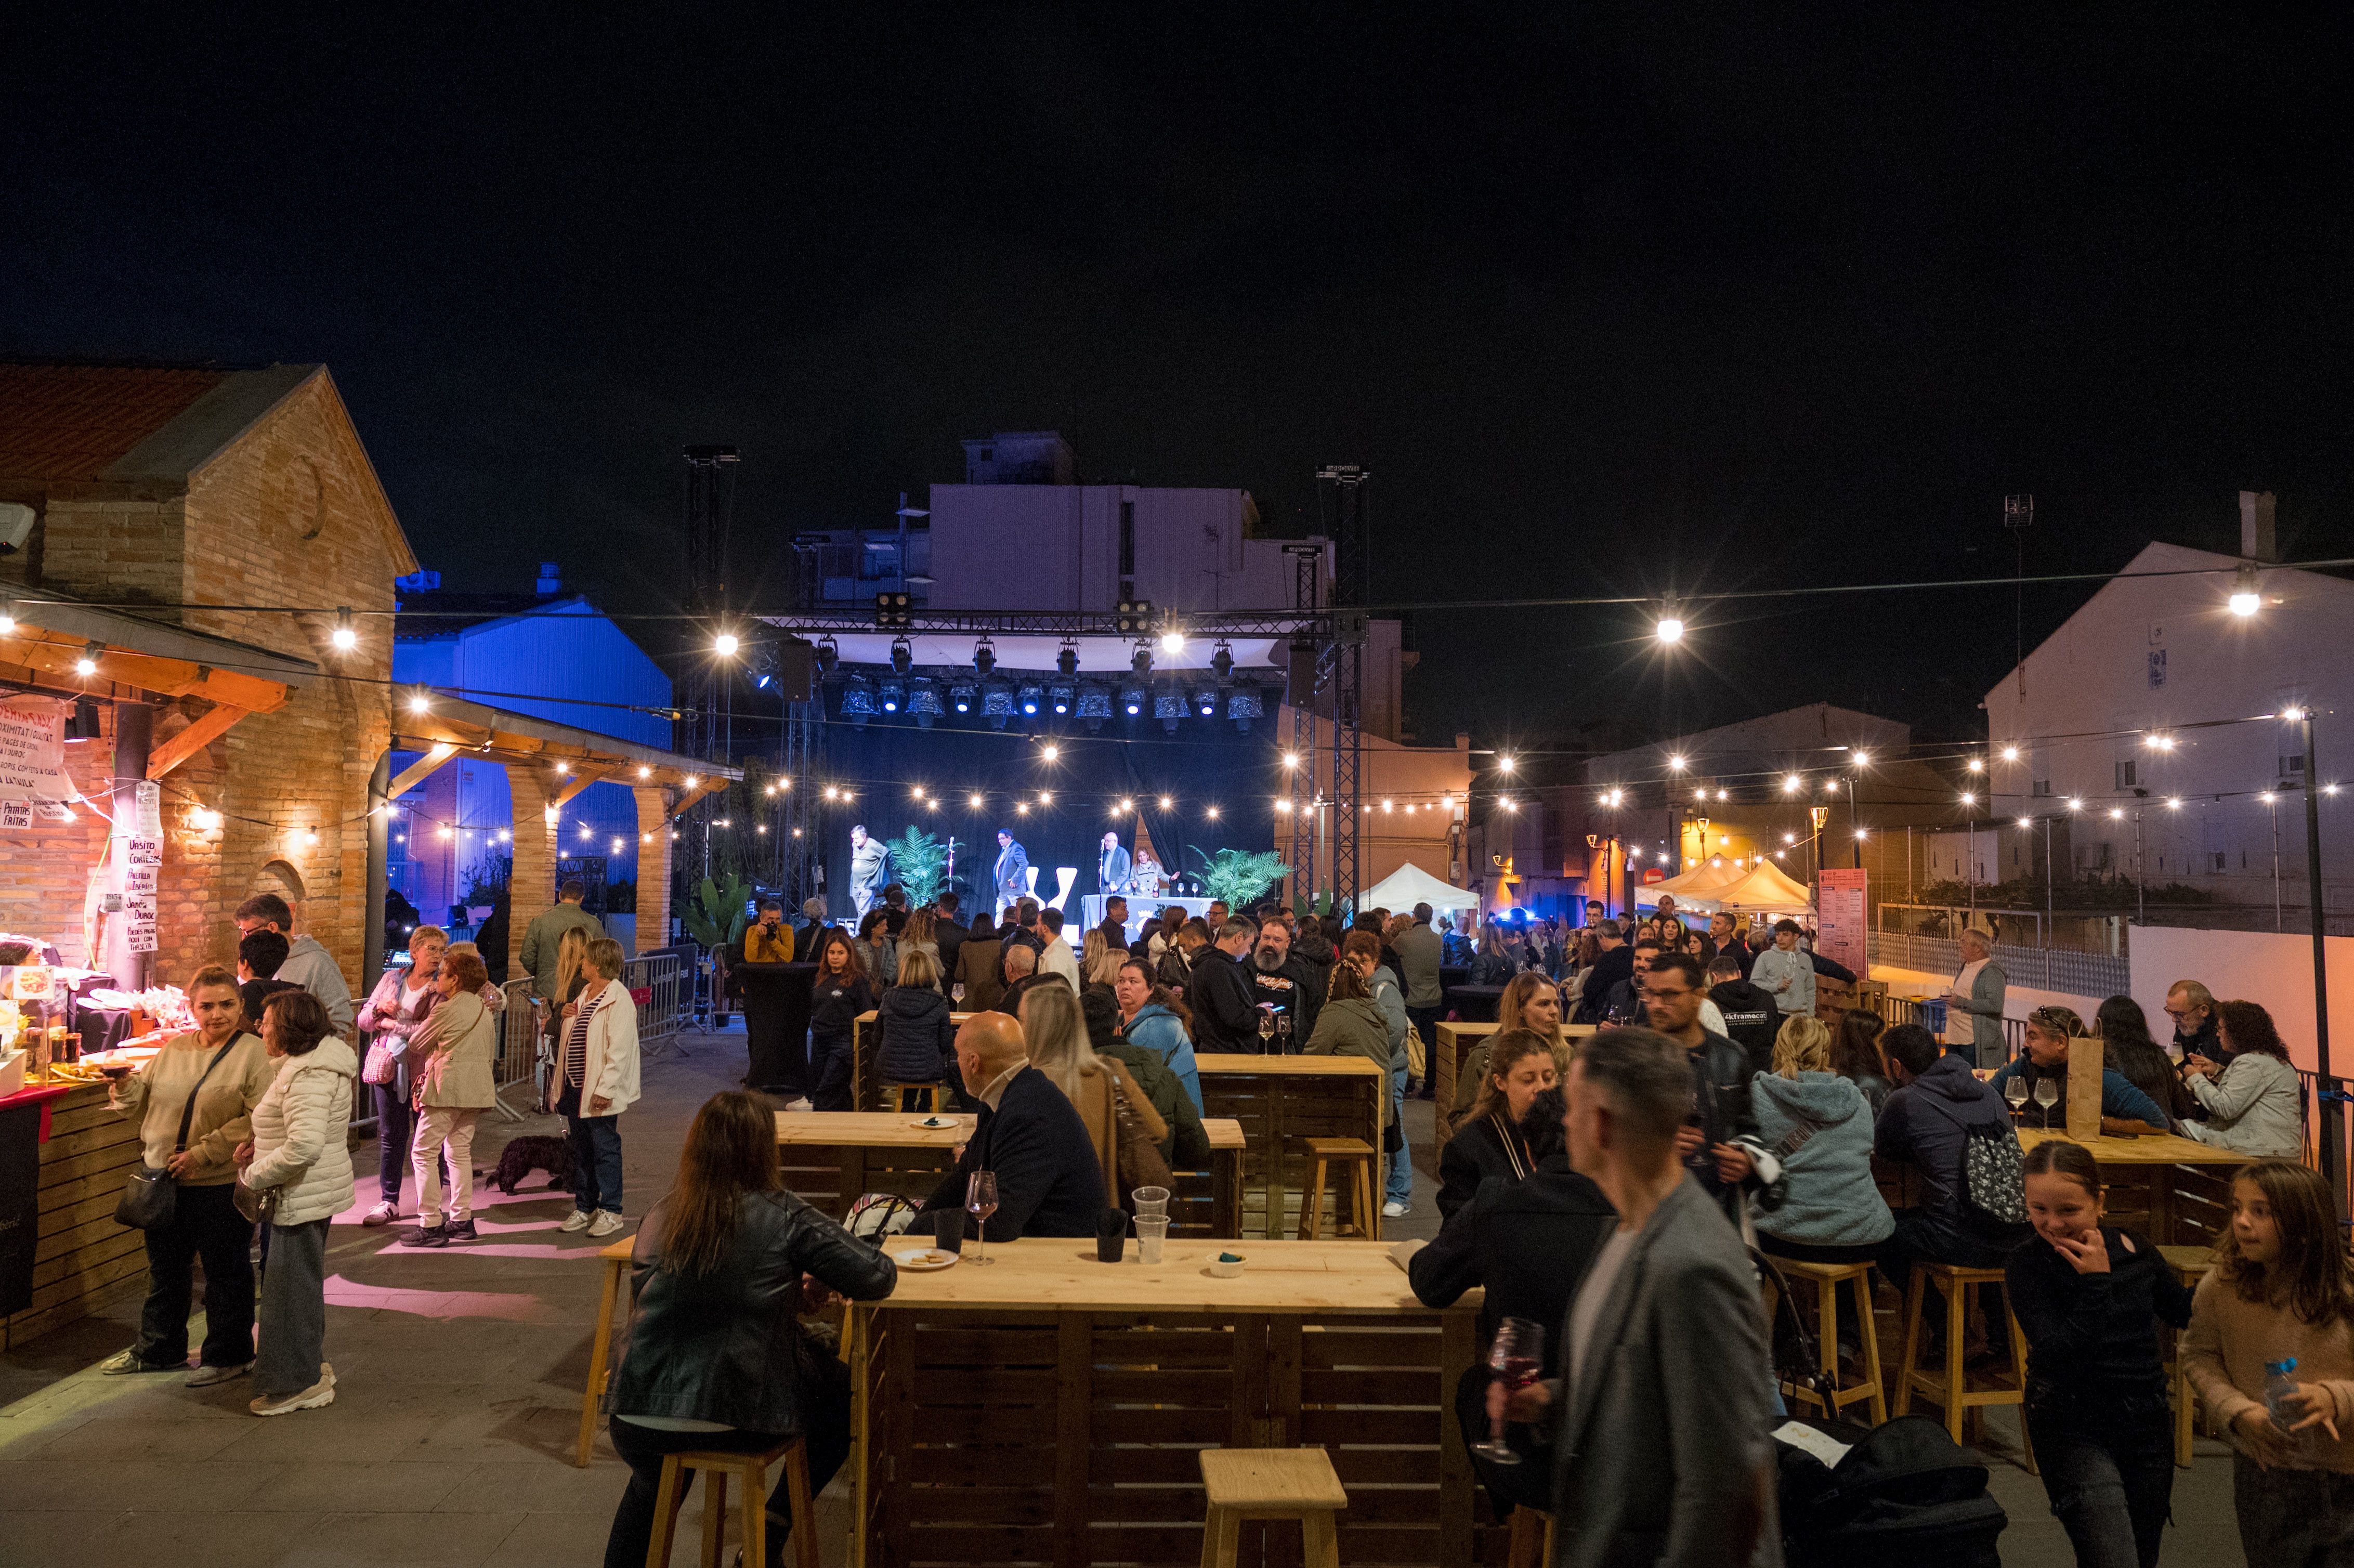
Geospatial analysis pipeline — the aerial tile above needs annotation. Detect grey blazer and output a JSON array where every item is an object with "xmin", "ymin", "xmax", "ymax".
[
  {"xmin": 1947, "ymin": 958, "xmax": 2008, "ymax": 1068},
  {"xmin": 1548, "ymin": 1177, "xmax": 1782, "ymax": 1568}
]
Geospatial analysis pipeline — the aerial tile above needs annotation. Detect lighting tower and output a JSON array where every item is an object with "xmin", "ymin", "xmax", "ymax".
[{"xmin": 1316, "ymin": 465, "xmax": 1370, "ymax": 913}]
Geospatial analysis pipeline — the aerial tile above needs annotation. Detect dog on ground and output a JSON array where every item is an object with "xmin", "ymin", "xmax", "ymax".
[{"xmin": 486, "ymin": 1134, "xmax": 577, "ymax": 1196}]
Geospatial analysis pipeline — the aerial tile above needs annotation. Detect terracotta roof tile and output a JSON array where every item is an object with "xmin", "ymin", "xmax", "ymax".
[{"xmin": 0, "ymin": 364, "xmax": 229, "ymax": 481}]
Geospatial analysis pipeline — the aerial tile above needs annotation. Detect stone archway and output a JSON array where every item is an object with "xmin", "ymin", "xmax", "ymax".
[{"xmin": 252, "ymin": 858, "xmax": 307, "ymax": 912}]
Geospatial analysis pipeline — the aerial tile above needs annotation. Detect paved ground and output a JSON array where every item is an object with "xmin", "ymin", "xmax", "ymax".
[{"xmin": 0, "ymin": 1024, "xmax": 2246, "ymax": 1565}]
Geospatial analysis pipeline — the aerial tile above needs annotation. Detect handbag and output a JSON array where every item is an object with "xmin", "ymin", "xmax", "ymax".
[
  {"xmin": 114, "ymin": 1039, "xmax": 239, "ymax": 1231},
  {"xmin": 1404, "ymin": 1023, "xmax": 1428, "ymax": 1082},
  {"xmin": 232, "ymin": 1180, "xmax": 280, "ymax": 1226},
  {"xmin": 1110, "ymin": 1079, "xmax": 1175, "ymax": 1200}
]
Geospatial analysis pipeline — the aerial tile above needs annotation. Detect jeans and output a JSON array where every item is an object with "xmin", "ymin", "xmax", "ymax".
[
  {"xmin": 603, "ymin": 1355, "xmax": 855, "ymax": 1568},
  {"xmin": 2233, "ymin": 1452, "xmax": 2354, "ymax": 1566},
  {"xmin": 2024, "ymin": 1394, "xmax": 2174, "ymax": 1568},
  {"xmin": 566, "ymin": 1113, "xmax": 625, "ymax": 1214},
  {"xmin": 1387, "ymin": 1059, "xmax": 1412, "ymax": 1205},
  {"xmin": 810, "ymin": 1030, "xmax": 855, "ymax": 1113},
  {"xmin": 135, "ymin": 1181, "xmax": 255, "ymax": 1369},
  {"xmin": 373, "ymin": 1080, "xmax": 412, "ymax": 1204},
  {"xmin": 412, "ymin": 1106, "xmax": 482, "ymax": 1225},
  {"xmin": 256, "ymin": 1218, "xmax": 331, "ymax": 1399}
]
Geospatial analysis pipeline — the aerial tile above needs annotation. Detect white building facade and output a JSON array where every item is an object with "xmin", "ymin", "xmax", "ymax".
[{"xmin": 1977, "ymin": 534, "xmax": 2354, "ymax": 910}]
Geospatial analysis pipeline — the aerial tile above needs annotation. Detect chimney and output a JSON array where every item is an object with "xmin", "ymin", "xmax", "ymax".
[
  {"xmin": 2239, "ymin": 491, "xmax": 2278, "ymax": 564},
  {"xmin": 535, "ymin": 560, "xmax": 562, "ymax": 596}
]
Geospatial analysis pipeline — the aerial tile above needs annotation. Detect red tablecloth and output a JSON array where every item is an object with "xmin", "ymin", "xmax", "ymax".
[{"xmin": 0, "ymin": 1081, "xmax": 81, "ymax": 1141}]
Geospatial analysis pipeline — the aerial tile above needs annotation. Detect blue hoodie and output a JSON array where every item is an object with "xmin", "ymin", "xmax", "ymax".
[{"xmin": 1117, "ymin": 1002, "xmax": 1204, "ymax": 1114}]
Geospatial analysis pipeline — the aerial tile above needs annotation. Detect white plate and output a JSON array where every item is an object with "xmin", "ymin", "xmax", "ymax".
[
  {"xmin": 890, "ymin": 1247, "xmax": 961, "ymax": 1271},
  {"xmin": 907, "ymin": 1117, "xmax": 961, "ymax": 1130}
]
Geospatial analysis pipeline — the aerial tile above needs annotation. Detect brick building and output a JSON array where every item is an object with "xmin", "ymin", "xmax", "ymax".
[{"xmin": 0, "ymin": 362, "xmax": 413, "ymax": 982}]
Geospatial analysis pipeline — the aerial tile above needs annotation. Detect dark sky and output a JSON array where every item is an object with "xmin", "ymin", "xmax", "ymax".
[{"xmin": 11, "ymin": 6, "xmax": 2352, "ymax": 753}]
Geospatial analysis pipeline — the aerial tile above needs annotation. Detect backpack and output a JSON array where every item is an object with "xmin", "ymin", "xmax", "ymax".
[
  {"xmin": 1776, "ymin": 1414, "xmax": 2008, "ymax": 1567},
  {"xmin": 845, "ymin": 1192, "xmax": 920, "ymax": 1242},
  {"xmin": 1959, "ymin": 1119, "xmax": 2028, "ymax": 1227}
]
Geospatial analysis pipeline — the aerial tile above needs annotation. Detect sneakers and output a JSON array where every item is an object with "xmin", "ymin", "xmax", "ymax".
[
  {"xmin": 558, "ymin": 1211, "xmax": 593, "ymax": 1234},
  {"xmin": 249, "ymin": 1375, "xmax": 336, "ymax": 1417},
  {"xmin": 360, "ymin": 1201, "xmax": 400, "ymax": 1227},
  {"xmin": 586, "ymin": 1210, "xmax": 626, "ymax": 1238},
  {"xmin": 1381, "ymin": 1200, "xmax": 1411, "ymax": 1219},
  {"xmin": 442, "ymin": 1218, "xmax": 477, "ymax": 1243},
  {"xmin": 186, "ymin": 1362, "xmax": 252, "ymax": 1389},
  {"xmin": 99, "ymin": 1349, "xmax": 184, "ymax": 1377},
  {"xmin": 402, "ymin": 1224, "xmax": 449, "ymax": 1248}
]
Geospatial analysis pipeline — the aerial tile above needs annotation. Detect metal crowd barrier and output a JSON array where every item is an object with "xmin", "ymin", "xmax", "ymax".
[{"xmin": 624, "ymin": 950, "xmax": 688, "ymax": 1051}]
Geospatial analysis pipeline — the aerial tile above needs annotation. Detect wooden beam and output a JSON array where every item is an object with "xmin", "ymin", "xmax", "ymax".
[
  {"xmin": 385, "ymin": 742, "xmax": 460, "ymax": 801},
  {"xmin": 145, "ymin": 704, "xmax": 250, "ymax": 779},
  {"xmin": 0, "ymin": 630, "xmax": 291, "ymax": 713},
  {"xmin": 669, "ymin": 777, "xmax": 728, "ymax": 819},
  {"xmin": 548, "ymin": 767, "xmax": 612, "ymax": 808}
]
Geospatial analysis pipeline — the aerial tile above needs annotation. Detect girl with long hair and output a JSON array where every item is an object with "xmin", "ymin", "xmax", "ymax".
[
  {"xmin": 2183, "ymin": 1160, "xmax": 2354, "ymax": 1564},
  {"xmin": 603, "ymin": 1091, "xmax": 896, "ymax": 1568},
  {"xmin": 1449, "ymin": 969, "xmax": 1567, "ymax": 1118},
  {"xmin": 2005, "ymin": 1141, "xmax": 2193, "ymax": 1567},
  {"xmin": 2094, "ymin": 995, "xmax": 2193, "ymax": 1130},
  {"xmin": 807, "ymin": 929, "xmax": 875, "ymax": 1113},
  {"xmin": 1435, "ymin": 1028, "xmax": 1558, "ymax": 1220},
  {"xmin": 1829, "ymin": 1008, "xmax": 1893, "ymax": 1115}
]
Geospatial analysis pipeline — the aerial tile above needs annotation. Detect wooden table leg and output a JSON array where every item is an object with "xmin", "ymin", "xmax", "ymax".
[
  {"xmin": 1212, "ymin": 1148, "xmax": 1243, "ymax": 1239},
  {"xmin": 577, "ymin": 1255, "xmax": 625, "ymax": 1468}
]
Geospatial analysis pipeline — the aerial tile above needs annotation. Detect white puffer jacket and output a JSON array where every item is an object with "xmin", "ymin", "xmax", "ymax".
[{"xmin": 242, "ymin": 1037, "xmax": 359, "ymax": 1226}]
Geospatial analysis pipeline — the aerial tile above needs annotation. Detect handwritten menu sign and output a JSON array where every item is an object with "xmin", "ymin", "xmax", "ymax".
[
  {"xmin": 0, "ymin": 700, "xmax": 71, "ymax": 803},
  {"xmin": 124, "ymin": 834, "xmax": 161, "ymax": 954}
]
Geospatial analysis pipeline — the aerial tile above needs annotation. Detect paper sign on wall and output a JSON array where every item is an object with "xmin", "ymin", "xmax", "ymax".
[
  {"xmin": 1816, "ymin": 868, "xmax": 1869, "ymax": 979},
  {"xmin": 124, "ymin": 833, "xmax": 162, "ymax": 954},
  {"xmin": 0, "ymin": 801, "xmax": 30, "ymax": 830},
  {"xmin": 0, "ymin": 699, "xmax": 72, "ymax": 803}
]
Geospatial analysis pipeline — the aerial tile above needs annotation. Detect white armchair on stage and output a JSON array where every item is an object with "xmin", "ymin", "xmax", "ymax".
[{"xmin": 998, "ymin": 866, "xmax": 1077, "ymax": 920}]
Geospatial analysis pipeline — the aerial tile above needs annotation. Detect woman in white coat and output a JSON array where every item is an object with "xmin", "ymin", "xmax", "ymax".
[
  {"xmin": 558, "ymin": 936, "xmax": 642, "ymax": 1238},
  {"xmin": 235, "ymin": 990, "xmax": 357, "ymax": 1417},
  {"xmin": 403, "ymin": 945, "xmax": 500, "ymax": 1247}
]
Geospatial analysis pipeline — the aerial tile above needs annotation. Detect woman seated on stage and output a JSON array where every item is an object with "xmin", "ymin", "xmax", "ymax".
[
  {"xmin": 1435, "ymin": 1029, "xmax": 1558, "ymax": 1220},
  {"xmin": 603, "ymin": 1091, "xmax": 896, "ymax": 1568}
]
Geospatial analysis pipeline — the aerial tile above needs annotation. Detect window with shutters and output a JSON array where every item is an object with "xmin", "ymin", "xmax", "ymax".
[{"xmin": 2115, "ymin": 760, "xmax": 2137, "ymax": 789}]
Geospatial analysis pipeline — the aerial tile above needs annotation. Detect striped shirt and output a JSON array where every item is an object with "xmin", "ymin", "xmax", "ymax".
[{"xmin": 565, "ymin": 991, "xmax": 607, "ymax": 1088}]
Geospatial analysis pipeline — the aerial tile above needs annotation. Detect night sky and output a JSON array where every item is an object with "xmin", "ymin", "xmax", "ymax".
[{"xmin": 11, "ymin": 7, "xmax": 2352, "ymax": 756}]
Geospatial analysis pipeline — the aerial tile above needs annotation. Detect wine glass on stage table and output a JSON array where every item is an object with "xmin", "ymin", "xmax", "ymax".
[
  {"xmin": 2032, "ymin": 1077, "xmax": 2059, "ymax": 1132},
  {"xmin": 1471, "ymin": 1317, "xmax": 1546, "ymax": 1464},
  {"xmin": 2004, "ymin": 1076, "xmax": 2030, "ymax": 1122},
  {"xmin": 965, "ymin": 1172, "xmax": 999, "ymax": 1266}
]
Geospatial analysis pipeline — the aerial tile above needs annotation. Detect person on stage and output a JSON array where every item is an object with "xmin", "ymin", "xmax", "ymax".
[
  {"xmin": 993, "ymin": 829, "xmax": 1031, "ymax": 921},
  {"xmin": 848, "ymin": 825, "xmax": 889, "ymax": 920},
  {"xmin": 1130, "ymin": 849, "xmax": 1165, "ymax": 901},
  {"xmin": 1097, "ymin": 831, "xmax": 1131, "ymax": 898}
]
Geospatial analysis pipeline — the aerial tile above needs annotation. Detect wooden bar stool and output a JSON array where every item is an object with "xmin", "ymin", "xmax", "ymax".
[
  {"xmin": 1894, "ymin": 1262, "xmax": 2036, "ymax": 1473},
  {"xmin": 1774, "ymin": 1258, "xmax": 1887, "ymax": 1426},
  {"xmin": 1198, "ymin": 1447, "xmax": 1349, "ymax": 1568},
  {"xmin": 1297, "ymin": 1138, "xmax": 1378, "ymax": 1240},
  {"xmin": 2160, "ymin": 1244, "xmax": 2217, "ymax": 1467},
  {"xmin": 1506, "ymin": 1506, "xmax": 1557, "ymax": 1568},
  {"xmin": 886, "ymin": 1082, "xmax": 952, "ymax": 1115},
  {"xmin": 644, "ymin": 1437, "xmax": 818, "ymax": 1568}
]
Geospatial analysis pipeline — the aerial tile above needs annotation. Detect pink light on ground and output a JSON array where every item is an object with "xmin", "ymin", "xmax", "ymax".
[{"xmin": 323, "ymin": 1274, "xmax": 558, "ymax": 1323}]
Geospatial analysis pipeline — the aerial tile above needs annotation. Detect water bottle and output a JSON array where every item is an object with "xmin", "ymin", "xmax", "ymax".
[{"xmin": 2266, "ymin": 1358, "xmax": 2303, "ymax": 1447}]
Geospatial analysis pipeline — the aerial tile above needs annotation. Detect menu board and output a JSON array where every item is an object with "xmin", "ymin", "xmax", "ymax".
[
  {"xmin": 0, "ymin": 700, "xmax": 71, "ymax": 802},
  {"xmin": 124, "ymin": 834, "xmax": 161, "ymax": 954},
  {"xmin": 1816, "ymin": 867, "xmax": 1868, "ymax": 978}
]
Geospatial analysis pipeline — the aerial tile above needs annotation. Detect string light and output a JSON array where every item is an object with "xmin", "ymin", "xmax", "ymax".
[
  {"xmin": 713, "ymin": 631, "xmax": 740, "ymax": 657},
  {"xmin": 2001, "ymin": 746, "xmax": 2020, "ymax": 762},
  {"xmin": 968, "ymin": 793, "xmax": 984, "ymax": 808},
  {"xmin": 1966, "ymin": 757, "xmax": 1985, "ymax": 773},
  {"xmin": 1281, "ymin": 752, "xmax": 1300, "ymax": 768},
  {"xmin": 1041, "ymin": 744, "xmax": 1061, "ymax": 762},
  {"xmin": 330, "ymin": 609, "xmax": 357, "ymax": 651},
  {"xmin": 1206, "ymin": 805, "xmax": 1221, "ymax": 819},
  {"xmin": 75, "ymin": 643, "xmax": 100, "ymax": 677},
  {"xmin": 409, "ymin": 692, "xmax": 431, "ymax": 714},
  {"xmin": 1159, "ymin": 796, "xmax": 1173, "ymax": 810}
]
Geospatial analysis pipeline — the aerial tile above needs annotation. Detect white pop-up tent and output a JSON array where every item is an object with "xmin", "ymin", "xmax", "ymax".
[
  {"xmin": 1711, "ymin": 860, "xmax": 1814, "ymax": 915},
  {"xmin": 1356, "ymin": 861, "xmax": 1481, "ymax": 913},
  {"xmin": 1634, "ymin": 856, "xmax": 1751, "ymax": 909}
]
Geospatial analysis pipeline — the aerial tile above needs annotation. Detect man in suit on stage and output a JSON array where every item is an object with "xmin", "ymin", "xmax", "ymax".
[
  {"xmin": 993, "ymin": 830, "xmax": 1031, "ymax": 922},
  {"xmin": 1097, "ymin": 831, "xmax": 1132, "ymax": 898}
]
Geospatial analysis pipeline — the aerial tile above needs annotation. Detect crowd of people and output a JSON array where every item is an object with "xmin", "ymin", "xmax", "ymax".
[
  {"xmin": 88, "ymin": 870, "xmax": 2353, "ymax": 1568},
  {"xmin": 1395, "ymin": 906, "xmax": 2330, "ymax": 1568}
]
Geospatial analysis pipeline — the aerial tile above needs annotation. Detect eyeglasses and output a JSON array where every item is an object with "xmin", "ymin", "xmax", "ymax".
[{"xmin": 2163, "ymin": 1005, "xmax": 2202, "ymax": 1021}]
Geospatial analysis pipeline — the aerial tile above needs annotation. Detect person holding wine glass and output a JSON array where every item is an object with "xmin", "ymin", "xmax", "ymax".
[
  {"xmin": 909, "ymin": 1013, "xmax": 1105, "ymax": 1244},
  {"xmin": 1988, "ymin": 1006, "xmax": 2171, "ymax": 1137}
]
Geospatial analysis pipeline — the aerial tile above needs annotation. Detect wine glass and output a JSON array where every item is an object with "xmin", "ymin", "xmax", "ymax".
[
  {"xmin": 1275, "ymin": 1013, "xmax": 1294, "ymax": 1054},
  {"xmin": 965, "ymin": 1172, "xmax": 999, "ymax": 1266},
  {"xmin": 1258, "ymin": 1009, "xmax": 1276, "ymax": 1050},
  {"xmin": 2032, "ymin": 1078, "xmax": 2059, "ymax": 1132},
  {"xmin": 1471, "ymin": 1317, "xmax": 1546, "ymax": 1464},
  {"xmin": 2004, "ymin": 1076, "xmax": 2030, "ymax": 1121},
  {"xmin": 951, "ymin": 982, "xmax": 966, "ymax": 1008}
]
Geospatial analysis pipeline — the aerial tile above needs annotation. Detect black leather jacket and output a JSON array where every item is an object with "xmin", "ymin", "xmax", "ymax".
[{"xmin": 610, "ymin": 1189, "xmax": 895, "ymax": 1431}]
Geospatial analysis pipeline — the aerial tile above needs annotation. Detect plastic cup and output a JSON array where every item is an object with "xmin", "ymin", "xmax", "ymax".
[
  {"xmin": 934, "ymin": 1209, "xmax": 966, "ymax": 1256},
  {"xmin": 1135, "ymin": 1216, "xmax": 1168, "ymax": 1265}
]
